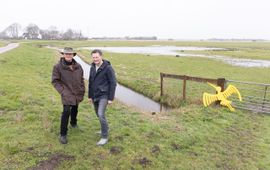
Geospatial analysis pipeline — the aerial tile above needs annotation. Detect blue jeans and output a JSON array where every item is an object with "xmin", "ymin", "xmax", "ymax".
[{"xmin": 93, "ymin": 98, "xmax": 108, "ymax": 138}]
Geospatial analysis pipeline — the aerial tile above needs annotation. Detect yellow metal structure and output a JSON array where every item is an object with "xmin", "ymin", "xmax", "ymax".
[{"xmin": 203, "ymin": 83, "xmax": 242, "ymax": 111}]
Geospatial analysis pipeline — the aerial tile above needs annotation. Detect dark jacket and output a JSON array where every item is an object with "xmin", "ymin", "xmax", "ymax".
[
  {"xmin": 88, "ymin": 60, "xmax": 117, "ymax": 101},
  {"xmin": 52, "ymin": 58, "xmax": 85, "ymax": 105}
]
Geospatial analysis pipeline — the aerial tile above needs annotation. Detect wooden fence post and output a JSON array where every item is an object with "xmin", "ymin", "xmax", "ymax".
[
  {"xmin": 217, "ymin": 78, "xmax": 226, "ymax": 91},
  {"xmin": 160, "ymin": 73, "xmax": 164, "ymax": 97},
  {"xmin": 216, "ymin": 78, "xmax": 226, "ymax": 105},
  {"xmin": 183, "ymin": 75, "xmax": 187, "ymax": 100}
]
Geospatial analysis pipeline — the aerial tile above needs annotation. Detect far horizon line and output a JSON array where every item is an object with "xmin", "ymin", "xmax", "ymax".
[
  {"xmin": 88, "ymin": 37, "xmax": 270, "ymax": 41},
  {"xmin": 1, "ymin": 23, "xmax": 269, "ymax": 42},
  {"xmin": 1, "ymin": 37, "xmax": 269, "ymax": 42}
]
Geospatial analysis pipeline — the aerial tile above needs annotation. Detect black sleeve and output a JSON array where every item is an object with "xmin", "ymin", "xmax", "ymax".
[
  {"xmin": 107, "ymin": 65, "xmax": 117, "ymax": 101},
  {"xmin": 88, "ymin": 67, "xmax": 94, "ymax": 98}
]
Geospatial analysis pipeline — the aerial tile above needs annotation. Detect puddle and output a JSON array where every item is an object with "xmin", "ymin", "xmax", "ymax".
[
  {"xmin": 80, "ymin": 46, "xmax": 224, "ymax": 56},
  {"xmin": 80, "ymin": 46, "xmax": 270, "ymax": 68}
]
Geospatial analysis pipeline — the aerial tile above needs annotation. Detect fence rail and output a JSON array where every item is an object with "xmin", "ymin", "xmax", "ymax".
[
  {"xmin": 160, "ymin": 72, "xmax": 270, "ymax": 114},
  {"xmin": 160, "ymin": 73, "xmax": 225, "ymax": 101}
]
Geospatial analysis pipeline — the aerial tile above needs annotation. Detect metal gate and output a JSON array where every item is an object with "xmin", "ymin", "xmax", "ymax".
[{"xmin": 225, "ymin": 80, "xmax": 270, "ymax": 114}]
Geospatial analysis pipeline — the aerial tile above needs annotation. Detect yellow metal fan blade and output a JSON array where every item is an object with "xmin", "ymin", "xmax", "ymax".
[
  {"xmin": 203, "ymin": 92, "xmax": 219, "ymax": 107},
  {"xmin": 222, "ymin": 85, "xmax": 242, "ymax": 101},
  {"xmin": 220, "ymin": 101, "xmax": 235, "ymax": 112}
]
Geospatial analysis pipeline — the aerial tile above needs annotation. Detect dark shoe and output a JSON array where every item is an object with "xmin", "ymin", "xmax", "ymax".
[
  {"xmin": 70, "ymin": 124, "xmax": 78, "ymax": 128},
  {"xmin": 59, "ymin": 135, "xmax": 68, "ymax": 144}
]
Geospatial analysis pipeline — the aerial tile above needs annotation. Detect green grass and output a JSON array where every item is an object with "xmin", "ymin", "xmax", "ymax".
[
  {"xmin": 1, "ymin": 41, "xmax": 270, "ymax": 169},
  {"xmin": 0, "ymin": 40, "xmax": 9, "ymax": 47}
]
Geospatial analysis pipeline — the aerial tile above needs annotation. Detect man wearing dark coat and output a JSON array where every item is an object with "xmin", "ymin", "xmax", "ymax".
[
  {"xmin": 88, "ymin": 49, "xmax": 117, "ymax": 146},
  {"xmin": 52, "ymin": 47, "xmax": 85, "ymax": 144}
]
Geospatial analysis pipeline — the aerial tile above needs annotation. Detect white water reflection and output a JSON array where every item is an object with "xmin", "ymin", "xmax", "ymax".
[
  {"xmin": 80, "ymin": 46, "xmax": 270, "ymax": 68},
  {"xmin": 81, "ymin": 46, "xmax": 224, "ymax": 56}
]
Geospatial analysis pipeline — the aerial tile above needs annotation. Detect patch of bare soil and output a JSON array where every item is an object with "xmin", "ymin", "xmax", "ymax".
[{"xmin": 28, "ymin": 153, "xmax": 75, "ymax": 170}]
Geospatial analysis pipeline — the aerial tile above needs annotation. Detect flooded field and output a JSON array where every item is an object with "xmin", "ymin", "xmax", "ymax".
[{"xmin": 80, "ymin": 46, "xmax": 270, "ymax": 68}]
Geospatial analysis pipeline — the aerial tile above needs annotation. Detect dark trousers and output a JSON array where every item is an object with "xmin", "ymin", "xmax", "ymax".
[{"xmin": 60, "ymin": 105, "xmax": 78, "ymax": 136}]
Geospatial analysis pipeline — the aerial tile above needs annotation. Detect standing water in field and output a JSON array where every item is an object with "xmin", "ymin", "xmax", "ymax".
[
  {"xmin": 80, "ymin": 46, "xmax": 270, "ymax": 68},
  {"xmin": 73, "ymin": 56, "xmax": 166, "ymax": 113}
]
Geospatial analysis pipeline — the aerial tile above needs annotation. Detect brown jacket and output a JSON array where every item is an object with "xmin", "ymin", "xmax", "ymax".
[{"xmin": 52, "ymin": 58, "xmax": 85, "ymax": 105}]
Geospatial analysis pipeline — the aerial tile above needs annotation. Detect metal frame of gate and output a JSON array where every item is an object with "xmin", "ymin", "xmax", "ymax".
[{"xmin": 225, "ymin": 80, "xmax": 270, "ymax": 114}]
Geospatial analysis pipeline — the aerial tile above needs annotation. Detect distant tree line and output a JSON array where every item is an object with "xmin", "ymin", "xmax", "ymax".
[
  {"xmin": 91, "ymin": 36, "xmax": 158, "ymax": 40},
  {"xmin": 0, "ymin": 23, "xmax": 87, "ymax": 40}
]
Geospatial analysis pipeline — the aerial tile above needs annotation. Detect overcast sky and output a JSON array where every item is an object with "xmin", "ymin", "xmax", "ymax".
[{"xmin": 0, "ymin": 0, "xmax": 269, "ymax": 39}]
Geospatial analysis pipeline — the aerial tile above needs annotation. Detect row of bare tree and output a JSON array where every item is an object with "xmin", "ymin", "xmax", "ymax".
[{"xmin": 0, "ymin": 23, "xmax": 87, "ymax": 40}]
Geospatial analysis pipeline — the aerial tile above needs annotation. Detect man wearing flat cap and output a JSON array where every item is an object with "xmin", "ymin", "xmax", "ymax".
[{"xmin": 51, "ymin": 47, "xmax": 85, "ymax": 144}]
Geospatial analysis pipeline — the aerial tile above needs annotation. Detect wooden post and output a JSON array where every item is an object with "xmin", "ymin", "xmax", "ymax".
[
  {"xmin": 215, "ymin": 78, "xmax": 225, "ymax": 105},
  {"xmin": 160, "ymin": 73, "xmax": 164, "ymax": 97},
  {"xmin": 183, "ymin": 75, "xmax": 187, "ymax": 100},
  {"xmin": 217, "ymin": 78, "xmax": 226, "ymax": 91}
]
